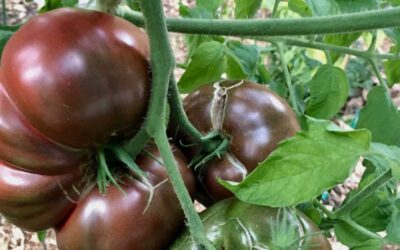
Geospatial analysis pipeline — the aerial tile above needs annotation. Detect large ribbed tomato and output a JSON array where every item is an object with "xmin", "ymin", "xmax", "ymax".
[
  {"xmin": 0, "ymin": 8, "xmax": 150, "ymax": 231},
  {"xmin": 183, "ymin": 80, "xmax": 300, "ymax": 204},
  {"xmin": 170, "ymin": 198, "xmax": 332, "ymax": 250},
  {"xmin": 1, "ymin": 8, "xmax": 150, "ymax": 149},
  {"xmin": 56, "ymin": 145, "xmax": 196, "ymax": 250}
]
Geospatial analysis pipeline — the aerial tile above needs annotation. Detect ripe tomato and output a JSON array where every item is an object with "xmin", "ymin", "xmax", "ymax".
[
  {"xmin": 1, "ymin": 8, "xmax": 150, "ymax": 149},
  {"xmin": 183, "ymin": 80, "xmax": 300, "ymax": 203},
  {"xmin": 55, "ymin": 144, "xmax": 196, "ymax": 250},
  {"xmin": 170, "ymin": 198, "xmax": 332, "ymax": 250},
  {"xmin": 0, "ymin": 8, "xmax": 150, "ymax": 232}
]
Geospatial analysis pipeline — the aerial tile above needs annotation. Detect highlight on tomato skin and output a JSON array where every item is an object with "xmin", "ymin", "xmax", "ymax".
[
  {"xmin": 181, "ymin": 80, "xmax": 300, "ymax": 204},
  {"xmin": 55, "ymin": 144, "xmax": 196, "ymax": 250},
  {"xmin": 169, "ymin": 198, "xmax": 332, "ymax": 250}
]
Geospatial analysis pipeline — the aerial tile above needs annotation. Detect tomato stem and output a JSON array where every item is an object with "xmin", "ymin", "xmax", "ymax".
[{"xmin": 118, "ymin": 6, "xmax": 400, "ymax": 36}]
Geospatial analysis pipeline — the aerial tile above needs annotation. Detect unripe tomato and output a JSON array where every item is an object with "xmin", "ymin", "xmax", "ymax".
[
  {"xmin": 56, "ymin": 144, "xmax": 196, "ymax": 250},
  {"xmin": 170, "ymin": 198, "xmax": 332, "ymax": 250},
  {"xmin": 1, "ymin": 8, "xmax": 150, "ymax": 149},
  {"xmin": 183, "ymin": 80, "xmax": 300, "ymax": 203}
]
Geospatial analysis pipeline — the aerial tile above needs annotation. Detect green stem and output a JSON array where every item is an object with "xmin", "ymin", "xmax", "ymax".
[
  {"xmin": 312, "ymin": 199, "xmax": 336, "ymax": 219},
  {"xmin": 118, "ymin": 6, "xmax": 400, "ymax": 36},
  {"xmin": 260, "ymin": 37, "xmax": 398, "ymax": 60},
  {"xmin": 334, "ymin": 169, "xmax": 392, "ymax": 217},
  {"xmin": 271, "ymin": 0, "xmax": 281, "ymax": 18},
  {"xmin": 368, "ymin": 57, "xmax": 388, "ymax": 89},
  {"xmin": 342, "ymin": 216, "xmax": 382, "ymax": 240},
  {"xmin": 154, "ymin": 130, "xmax": 215, "ymax": 250},
  {"xmin": 275, "ymin": 42, "xmax": 300, "ymax": 115},
  {"xmin": 137, "ymin": 1, "xmax": 213, "ymax": 249},
  {"xmin": 168, "ymin": 76, "xmax": 203, "ymax": 142},
  {"xmin": 123, "ymin": 127, "xmax": 150, "ymax": 158}
]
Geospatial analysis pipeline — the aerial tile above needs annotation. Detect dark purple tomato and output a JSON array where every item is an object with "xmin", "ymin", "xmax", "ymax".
[
  {"xmin": 0, "ymin": 160, "xmax": 84, "ymax": 231},
  {"xmin": 1, "ymin": 8, "xmax": 150, "ymax": 149},
  {"xmin": 183, "ymin": 80, "xmax": 300, "ymax": 203},
  {"xmin": 170, "ymin": 198, "xmax": 332, "ymax": 250},
  {"xmin": 55, "ymin": 145, "xmax": 196, "ymax": 250}
]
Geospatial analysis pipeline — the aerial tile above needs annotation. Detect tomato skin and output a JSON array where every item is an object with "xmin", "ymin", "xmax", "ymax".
[
  {"xmin": 55, "ymin": 145, "xmax": 196, "ymax": 250},
  {"xmin": 170, "ymin": 198, "xmax": 332, "ymax": 250},
  {"xmin": 0, "ymin": 160, "xmax": 83, "ymax": 231},
  {"xmin": 183, "ymin": 80, "xmax": 300, "ymax": 203},
  {"xmin": 1, "ymin": 8, "xmax": 150, "ymax": 149}
]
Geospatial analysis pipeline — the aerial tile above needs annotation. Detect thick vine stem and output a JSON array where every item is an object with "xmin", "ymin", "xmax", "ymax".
[
  {"xmin": 137, "ymin": 0, "xmax": 214, "ymax": 249},
  {"xmin": 168, "ymin": 76, "xmax": 203, "ymax": 142},
  {"xmin": 118, "ymin": 6, "xmax": 400, "ymax": 36},
  {"xmin": 334, "ymin": 169, "xmax": 392, "ymax": 217}
]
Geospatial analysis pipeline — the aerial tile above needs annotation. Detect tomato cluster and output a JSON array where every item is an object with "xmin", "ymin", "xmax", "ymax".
[
  {"xmin": 0, "ymin": 7, "xmax": 331, "ymax": 250},
  {"xmin": 0, "ymin": 8, "xmax": 195, "ymax": 250}
]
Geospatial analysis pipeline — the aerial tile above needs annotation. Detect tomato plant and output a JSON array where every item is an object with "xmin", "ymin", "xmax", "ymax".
[
  {"xmin": 170, "ymin": 198, "xmax": 331, "ymax": 249},
  {"xmin": 0, "ymin": 1, "xmax": 400, "ymax": 250},
  {"xmin": 182, "ymin": 80, "xmax": 299, "ymax": 203}
]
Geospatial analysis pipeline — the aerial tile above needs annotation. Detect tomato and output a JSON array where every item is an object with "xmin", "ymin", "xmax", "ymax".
[
  {"xmin": 183, "ymin": 80, "xmax": 300, "ymax": 203},
  {"xmin": 0, "ymin": 8, "xmax": 150, "ymax": 232},
  {"xmin": 1, "ymin": 8, "xmax": 150, "ymax": 149},
  {"xmin": 55, "ymin": 144, "xmax": 196, "ymax": 250},
  {"xmin": 170, "ymin": 198, "xmax": 331, "ymax": 250}
]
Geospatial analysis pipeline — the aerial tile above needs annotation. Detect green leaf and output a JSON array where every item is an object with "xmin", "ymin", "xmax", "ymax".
[
  {"xmin": 226, "ymin": 41, "xmax": 259, "ymax": 80},
  {"xmin": 366, "ymin": 143, "xmax": 400, "ymax": 181},
  {"xmin": 384, "ymin": 48, "xmax": 400, "ymax": 87},
  {"xmin": 352, "ymin": 239, "xmax": 384, "ymax": 250},
  {"xmin": 356, "ymin": 86, "xmax": 400, "ymax": 147},
  {"xmin": 384, "ymin": 28, "xmax": 400, "ymax": 46},
  {"xmin": 196, "ymin": 0, "xmax": 223, "ymax": 14},
  {"xmin": 40, "ymin": 0, "xmax": 63, "ymax": 12},
  {"xmin": 335, "ymin": 0, "xmax": 379, "ymax": 13},
  {"xmin": 386, "ymin": 199, "xmax": 400, "ymax": 243},
  {"xmin": 126, "ymin": 0, "xmax": 141, "ymax": 11},
  {"xmin": 306, "ymin": 65, "xmax": 349, "ymax": 119},
  {"xmin": 178, "ymin": 41, "xmax": 226, "ymax": 93},
  {"xmin": 0, "ymin": 30, "xmax": 13, "ymax": 61},
  {"xmin": 179, "ymin": 5, "xmax": 214, "ymax": 19},
  {"xmin": 306, "ymin": 0, "xmax": 340, "ymax": 16},
  {"xmin": 288, "ymin": 0, "xmax": 313, "ymax": 17},
  {"xmin": 324, "ymin": 33, "xmax": 362, "ymax": 62},
  {"xmin": 61, "ymin": 0, "xmax": 78, "ymax": 7},
  {"xmin": 220, "ymin": 118, "xmax": 371, "ymax": 207},
  {"xmin": 334, "ymin": 222, "xmax": 378, "ymax": 248},
  {"xmin": 234, "ymin": 0, "xmax": 263, "ymax": 19}
]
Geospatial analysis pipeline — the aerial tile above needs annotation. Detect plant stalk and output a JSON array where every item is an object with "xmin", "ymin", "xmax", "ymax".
[
  {"xmin": 118, "ymin": 6, "xmax": 400, "ymax": 36},
  {"xmin": 137, "ymin": 0, "xmax": 214, "ymax": 249}
]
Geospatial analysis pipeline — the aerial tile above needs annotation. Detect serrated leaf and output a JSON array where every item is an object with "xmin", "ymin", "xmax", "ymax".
[
  {"xmin": 306, "ymin": 65, "xmax": 349, "ymax": 119},
  {"xmin": 288, "ymin": 0, "xmax": 313, "ymax": 17},
  {"xmin": 220, "ymin": 118, "xmax": 370, "ymax": 207},
  {"xmin": 226, "ymin": 41, "xmax": 259, "ymax": 80},
  {"xmin": 196, "ymin": 0, "xmax": 223, "ymax": 14},
  {"xmin": 178, "ymin": 41, "xmax": 226, "ymax": 93},
  {"xmin": 0, "ymin": 30, "xmax": 13, "ymax": 61},
  {"xmin": 306, "ymin": 0, "xmax": 340, "ymax": 16},
  {"xmin": 386, "ymin": 199, "xmax": 400, "ymax": 243},
  {"xmin": 234, "ymin": 0, "xmax": 262, "ymax": 19},
  {"xmin": 356, "ymin": 86, "xmax": 400, "ymax": 147},
  {"xmin": 366, "ymin": 143, "xmax": 400, "ymax": 181}
]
